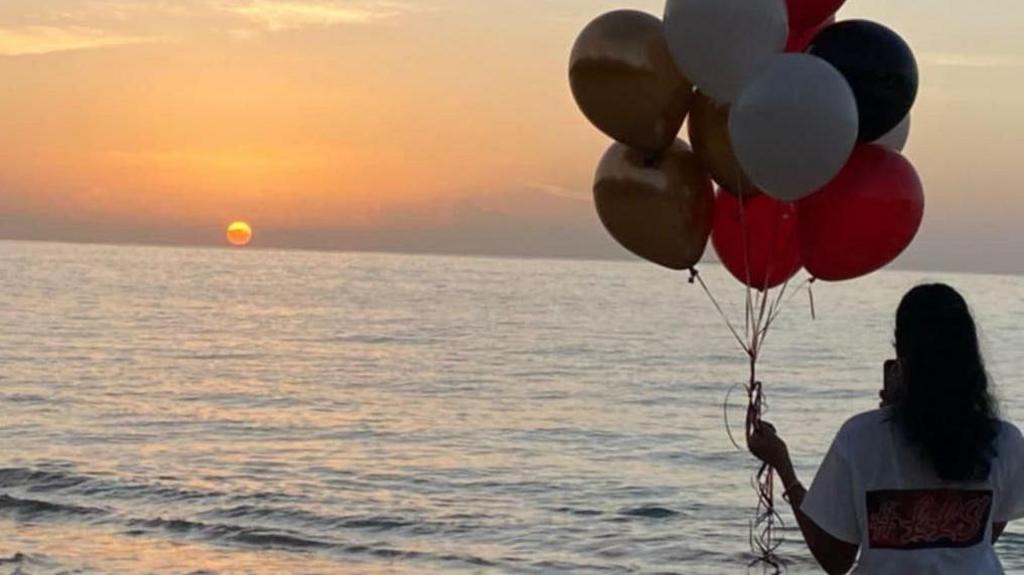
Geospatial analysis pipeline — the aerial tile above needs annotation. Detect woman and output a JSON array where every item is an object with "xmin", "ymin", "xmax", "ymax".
[{"xmin": 749, "ymin": 284, "xmax": 1024, "ymax": 574}]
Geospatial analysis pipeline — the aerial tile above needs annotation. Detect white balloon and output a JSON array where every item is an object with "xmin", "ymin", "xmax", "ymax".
[
  {"xmin": 729, "ymin": 54, "xmax": 859, "ymax": 202},
  {"xmin": 874, "ymin": 114, "xmax": 911, "ymax": 151},
  {"xmin": 664, "ymin": 0, "xmax": 788, "ymax": 104}
]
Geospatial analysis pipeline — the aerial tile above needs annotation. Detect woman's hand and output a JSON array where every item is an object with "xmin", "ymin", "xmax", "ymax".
[
  {"xmin": 880, "ymin": 359, "xmax": 904, "ymax": 408},
  {"xmin": 748, "ymin": 421, "xmax": 793, "ymax": 474}
]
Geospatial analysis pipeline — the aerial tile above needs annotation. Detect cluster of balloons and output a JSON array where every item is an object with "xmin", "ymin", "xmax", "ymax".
[{"xmin": 571, "ymin": 0, "xmax": 925, "ymax": 287}]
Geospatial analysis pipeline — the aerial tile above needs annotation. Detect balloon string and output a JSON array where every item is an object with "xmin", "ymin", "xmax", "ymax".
[
  {"xmin": 747, "ymin": 367, "xmax": 784, "ymax": 573},
  {"xmin": 751, "ymin": 284, "xmax": 772, "ymax": 358},
  {"xmin": 756, "ymin": 200, "xmax": 800, "ymax": 349},
  {"xmin": 692, "ymin": 269, "xmax": 784, "ymax": 571},
  {"xmin": 723, "ymin": 380, "xmax": 746, "ymax": 452},
  {"xmin": 757, "ymin": 198, "xmax": 788, "ymax": 295},
  {"xmin": 808, "ymin": 278, "xmax": 818, "ymax": 320},
  {"xmin": 762, "ymin": 275, "xmax": 814, "ymax": 335},
  {"xmin": 755, "ymin": 276, "xmax": 795, "ymax": 352},
  {"xmin": 734, "ymin": 187, "xmax": 785, "ymax": 572},
  {"xmin": 736, "ymin": 196, "xmax": 756, "ymax": 345},
  {"xmin": 765, "ymin": 279, "xmax": 790, "ymax": 331},
  {"xmin": 689, "ymin": 268, "xmax": 751, "ymax": 355},
  {"xmin": 691, "ymin": 191, "xmax": 790, "ymax": 570}
]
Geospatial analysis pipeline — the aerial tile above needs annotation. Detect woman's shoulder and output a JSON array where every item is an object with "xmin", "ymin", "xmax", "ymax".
[
  {"xmin": 992, "ymin": 420, "xmax": 1024, "ymax": 485},
  {"xmin": 996, "ymin": 419, "xmax": 1024, "ymax": 449},
  {"xmin": 827, "ymin": 409, "xmax": 893, "ymax": 451},
  {"xmin": 837, "ymin": 408, "xmax": 892, "ymax": 436},
  {"xmin": 832, "ymin": 412, "xmax": 1024, "ymax": 454},
  {"xmin": 998, "ymin": 419, "xmax": 1023, "ymax": 434}
]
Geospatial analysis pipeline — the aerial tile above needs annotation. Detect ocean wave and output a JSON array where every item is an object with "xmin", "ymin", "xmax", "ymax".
[
  {"xmin": 176, "ymin": 353, "xmax": 264, "ymax": 361},
  {"xmin": 204, "ymin": 504, "xmax": 408, "ymax": 529},
  {"xmin": 74, "ymin": 480, "xmax": 223, "ymax": 503},
  {"xmin": 0, "ymin": 494, "xmax": 107, "ymax": 520},
  {"xmin": 200, "ymin": 504, "xmax": 469, "ymax": 535},
  {"xmin": 0, "ymin": 466, "xmax": 469, "ymax": 536},
  {"xmin": 0, "ymin": 393, "xmax": 49, "ymax": 404},
  {"xmin": 0, "ymin": 552, "xmax": 25, "ymax": 565},
  {"xmin": 550, "ymin": 506, "xmax": 604, "ymax": 517},
  {"xmin": 310, "ymin": 334, "xmax": 431, "ymax": 346},
  {"xmin": 617, "ymin": 505, "xmax": 680, "ymax": 519},
  {"xmin": 126, "ymin": 516, "xmax": 331, "ymax": 551},
  {"xmin": 0, "ymin": 468, "xmax": 89, "ymax": 492},
  {"xmin": 126, "ymin": 515, "xmax": 495, "ymax": 567},
  {"xmin": 0, "ymin": 466, "xmax": 229, "ymax": 505},
  {"xmin": 0, "ymin": 467, "xmax": 494, "ymax": 568}
]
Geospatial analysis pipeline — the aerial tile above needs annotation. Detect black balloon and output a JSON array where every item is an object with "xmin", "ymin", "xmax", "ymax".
[{"xmin": 809, "ymin": 20, "xmax": 918, "ymax": 142}]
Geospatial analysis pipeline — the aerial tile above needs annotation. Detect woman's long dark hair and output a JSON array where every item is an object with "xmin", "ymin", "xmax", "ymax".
[{"xmin": 893, "ymin": 284, "xmax": 1000, "ymax": 482}]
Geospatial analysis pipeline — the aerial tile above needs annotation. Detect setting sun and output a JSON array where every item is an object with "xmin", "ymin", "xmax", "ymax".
[{"xmin": 226, "ymin": 221, "xmax": 253, "ymax": 247}]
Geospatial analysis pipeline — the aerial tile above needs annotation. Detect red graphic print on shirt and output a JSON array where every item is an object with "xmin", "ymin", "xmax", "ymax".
[{"xmin": 867, "ymin": 489, "xmax": 992, "ymax": 550}]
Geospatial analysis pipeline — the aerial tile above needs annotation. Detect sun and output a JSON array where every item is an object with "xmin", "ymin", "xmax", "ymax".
[{"xmin": 226, "ymin": 221, "xmax": 253, "ymax": 247}]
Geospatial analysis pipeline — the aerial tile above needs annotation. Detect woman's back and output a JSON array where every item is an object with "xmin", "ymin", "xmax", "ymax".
[
  {"xmin": 803, "ymin": 409, "xmax": 1024, "ymax": 574},
  {"xmin": 749, "ymin": 285, "xmax": 1022, "ymax": 574}
]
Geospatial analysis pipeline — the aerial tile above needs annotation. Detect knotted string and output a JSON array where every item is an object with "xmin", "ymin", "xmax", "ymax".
[
  {"xmin": 747, "ymin": 379, "xmax": 784, "ymax": 573},
  {"xmin": 687, "ymin": 179, "xmax": 827, "ymax": 571},
  {"xmin": 688, "ymin": 267, "xmax": 785, "ymax": 572}
]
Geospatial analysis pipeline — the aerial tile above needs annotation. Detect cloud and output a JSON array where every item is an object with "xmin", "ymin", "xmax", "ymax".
[
  {"xmin": 525, "ymin": 183, "xmax": 590, "ymax": 202},
  {"xmin": 923, "ymin": 52, "xmax": 1024, "ymax": 69},
  {"xmin": 0, "ymin": 1, "xmax": 184, "ymax": 56},
  {"xmin": 217, "ymin": 0, "xmax": 410, "ymax": 31},
  {"xmin": 0, "ymin": 25, "xmax": 154, "ymax": 56},
  {"xmin": 0, "ymin": 0, "xmax": 411, "ymax": 56},
  {"xmin": 46, "ymin": 1, "xmax": 192, "ymax": 23}
]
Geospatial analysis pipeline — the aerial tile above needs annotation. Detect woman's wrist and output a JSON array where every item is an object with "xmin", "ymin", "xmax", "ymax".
[{"xmin": 775, "ymin": 456, "xmax": 799, "ymax": 489}]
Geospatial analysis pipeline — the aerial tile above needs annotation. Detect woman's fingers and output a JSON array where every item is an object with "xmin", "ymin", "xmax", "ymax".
[{"xmin": 747, "ymin": 421, "xmax": 777, "ymax": 452}]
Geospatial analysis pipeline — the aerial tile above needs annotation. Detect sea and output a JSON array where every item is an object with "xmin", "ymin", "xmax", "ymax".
[{"xmin": 1, "ymin": 240, "xmax": 1022, "ymax": 574}]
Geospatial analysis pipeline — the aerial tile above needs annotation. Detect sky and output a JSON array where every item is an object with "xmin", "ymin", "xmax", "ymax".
[{"xmin": 0, "ymin": 0, "xmax": 1022, "ymax": 274}]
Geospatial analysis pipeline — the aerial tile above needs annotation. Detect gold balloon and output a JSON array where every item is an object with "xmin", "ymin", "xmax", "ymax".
[
  {"xmin": 687, "ymin": 91, "xmax": 760, "ymax": 197},
  {"xmin": 570, "ymin": 10, "xmax": 694, "ymax": 156},
  {"xmin": 594, "ymin": 140, "xmax": 714, "ymax": 270}
]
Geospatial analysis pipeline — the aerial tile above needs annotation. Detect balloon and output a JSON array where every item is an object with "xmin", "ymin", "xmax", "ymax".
[
  {"xmin": 594, "ymin": 140, "xmax": 714, "ymax": 270},
  {"xmin": 687, "ymin": 92, "xmax": 760, "ymax": 197},
  {"xmin": 664, "ymin": 0, "xmax": 788, "ymax": 104},
  {"xmin": 712, "ymin": 191, "xmax": 802, "ymax": 290},
  {"xmin": 808, "ymin": 20, "xmax": 919, "ymax": 142},
  {"xmin": 874, "ymin": 114, "xmax": 911, "ymax": 151},
  {"xmin": 786, "ymin": 0, "xmax": 845, "ymax": 31},
  {"xmin": 786, "ymin": 16, "xmax": 834, "ymax": 53},
  {"xmin": 729, "ymin": 54, "xmax": 859, "ymax": 202},
  {"xmin": 798, "ymin": 145, "xmax": 925, "ymax": 282},
  {"xmin": 569, "ymin": 10, "xmax": 694, "ymax": 155}
]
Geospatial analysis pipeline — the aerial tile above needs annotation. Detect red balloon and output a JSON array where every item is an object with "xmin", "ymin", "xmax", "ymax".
[
  {"xmin": 786, "ymin": 16, "xmax": 835, "ymax": 53},
  {"xmin": 797, "ymin": 145, "xmax": 924, "ymax": 282},
  {"xmin": 786, "ymin": 0, "xmax": 845, "ymax": 31},
  {"xmin": 712, "ymin": 191, "xmax": 802, "ymax": 290}
]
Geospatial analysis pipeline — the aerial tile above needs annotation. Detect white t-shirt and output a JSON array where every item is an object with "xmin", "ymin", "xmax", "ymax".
[{"xmin": 802, "ymin": 409, "xmax": 1024, "ymax": 574}]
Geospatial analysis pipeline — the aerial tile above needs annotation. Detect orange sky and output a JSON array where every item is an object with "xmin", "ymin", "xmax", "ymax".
[{"xmin": 1, "ymin": 0, "xmax": 1023, "ymax": 272}]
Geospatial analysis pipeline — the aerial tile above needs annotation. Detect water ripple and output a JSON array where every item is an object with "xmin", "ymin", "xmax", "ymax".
[{"xmin": 3, "ymin": 244, "xmax": 1024, "ymax": 574}]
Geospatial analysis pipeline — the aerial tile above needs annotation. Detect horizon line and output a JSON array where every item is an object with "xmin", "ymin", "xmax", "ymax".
[{"xmin": 1, "ymin": 236, "xmax": 1020, "ymax": 280}]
